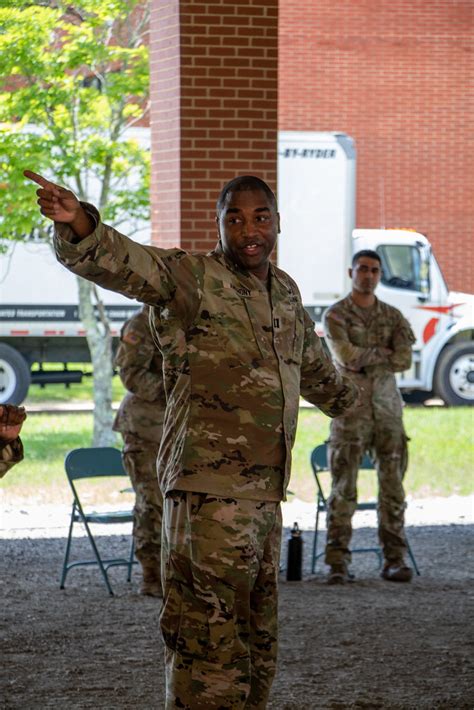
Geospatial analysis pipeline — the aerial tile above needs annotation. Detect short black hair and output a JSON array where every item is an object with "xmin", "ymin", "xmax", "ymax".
[
  {"xmin": 216, "ymin": 175, "xmax": 277, "ymax": 215},
  {"xmin": 352, "ymin": 249, "xmax": 381, "ymax": 267}
]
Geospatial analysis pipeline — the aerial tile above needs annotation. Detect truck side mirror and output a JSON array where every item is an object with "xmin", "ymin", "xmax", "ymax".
[{"xmin": 417, "ymin": 242, "xmax": 431, "ymax": 298}]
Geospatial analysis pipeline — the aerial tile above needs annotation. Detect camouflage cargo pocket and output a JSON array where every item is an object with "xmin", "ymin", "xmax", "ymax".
[
  {"xmin": 160, "ymin": 576, "xmax": 210, "ymax": 659},
  {"xmin": 160, "ymin": 552, "xmax": 238, "ymax": 663}
]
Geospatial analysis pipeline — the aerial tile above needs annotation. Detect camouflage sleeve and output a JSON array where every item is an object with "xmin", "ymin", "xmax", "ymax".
[
  {"xmin": 115, "ymin": 314, "xmax": 165, "ymax": 402},
  {"xmin": 0, "ymin": 439, "xmax": 24, "ymax": 478},
  {"xmin": 324, "ymin": 309, "xmax": 390, "ymax": 370},
  {"xmin": 388, "ymin": 313, "xmax": 415, "ymax": 372},
  {"xmin": 54, "ymin": 203, "xmax": 202, "ymax": 320},
  {"xmin": 300, "ymin": 310, "xmax": 358, "ymax": 417}
]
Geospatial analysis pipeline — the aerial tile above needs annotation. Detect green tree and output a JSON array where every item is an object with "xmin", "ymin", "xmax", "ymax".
[{"xmin": 0, "ymin": 0, "xmax": 150, "ymax": 444}]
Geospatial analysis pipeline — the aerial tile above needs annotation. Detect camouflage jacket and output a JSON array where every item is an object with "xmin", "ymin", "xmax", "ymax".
[
  {"xmin": 323, "ymin": 295, "xmax": 415, "ymax": 419},
  {"xmin": 55, "ymin": 210, "xmax": 356, "ymax": 501},
  {"xmin": 113, "ymin": 306, "xmax": 166, "ymax": 445},
  {"xmin": 0, "ymin": 438, "xmax": 23, "ymax": 478}
]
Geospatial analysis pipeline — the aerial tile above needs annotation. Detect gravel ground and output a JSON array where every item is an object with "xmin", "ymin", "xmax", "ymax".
[{"xmin": 1, "ymin": 496, "xmax": 473, "ymax": 709}]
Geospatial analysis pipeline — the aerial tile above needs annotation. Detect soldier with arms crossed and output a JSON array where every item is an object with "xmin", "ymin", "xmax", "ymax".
[
  {"xmin": 26, "ymin": 169, "xmax": 357, "ymax": 710},
  {"xmin": 323, "ymin": 249, "xmax": 416, "ymax": 585}
]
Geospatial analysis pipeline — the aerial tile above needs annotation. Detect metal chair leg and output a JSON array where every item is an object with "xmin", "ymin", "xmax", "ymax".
[
  {"xmin": 127, "ymin": 538, "xmax": 135, "ymax": 582},
  {"xmin": 81, "ymin": 519, "xmax": 115, "ymax": 595},
  {"xmin": 311, "ymin": 499, "xmax": 321, "ymax": 574},
  {"xmin": 60, "ymin": 503, "xmax": 77, "ymax": 589},
  {"xmin": 406, "ymin": 538, "xmax": 421, "ymax": 576}
]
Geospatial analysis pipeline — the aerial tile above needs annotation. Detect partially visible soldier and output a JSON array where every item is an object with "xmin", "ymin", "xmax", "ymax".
[
  {"xmin": 113, "ymin": 305, "xmax": 165, "ymax": 598},
  {"xmin": 0, "ymin": 404, "xmax": 26, "ymax": 477},
  {"xmin": 323, "ymin": 249, "xmax": 416, "ymax": 585}
]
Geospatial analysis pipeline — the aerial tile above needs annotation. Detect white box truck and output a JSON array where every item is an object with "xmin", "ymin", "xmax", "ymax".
[
  {"xmin": 0, "ymin": 238, "xmax": 140, "ymax": 404},
  {"xmin": 278, "ymin": 131, "xmax": 474, "ymax": 406},
  {"xmin": 1, "ymin": 130, "xmax": 472, "ymax": 406}
]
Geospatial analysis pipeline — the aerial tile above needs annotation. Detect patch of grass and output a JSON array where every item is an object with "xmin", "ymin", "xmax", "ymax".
[
  {"xmin": 402, "ymin": 406, "xmax": 473, "ymax": 498},
  {"xmin": 25, "ymin": 363, "xmax": 126, "ymax": 404},
  {"xmin": 0, "ymin": 413, "xmax": 120, "ymax": 504},
  {"xmin": 2, "ymin": 406, "xmax": 472, "ymax": 506},
  {"xmin": 290, "ymin": 406, "xmax": 474, "ymax": 502}
]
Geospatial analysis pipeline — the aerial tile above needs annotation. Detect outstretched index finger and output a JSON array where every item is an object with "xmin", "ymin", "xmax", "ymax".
[{"xmin": 23, "ymin": 170, "xmax": 60, "ymax": 195}]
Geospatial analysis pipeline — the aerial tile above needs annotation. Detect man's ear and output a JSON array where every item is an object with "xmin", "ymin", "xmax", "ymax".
[
  {"xmin": 215, "ymin": 215, "xmax": 221, "ymax": 240},
  {"xmin": 276, "ymin": 212, "xmax": 281, "ymax": 234},
  {"xmin": 348, "ymin": 267, "xmax": 353, "ymax": 278}
]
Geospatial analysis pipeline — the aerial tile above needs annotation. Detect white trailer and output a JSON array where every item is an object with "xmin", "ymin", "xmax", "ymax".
[
  {"xmin": 0, "ymin": 239, "xmax": 140, "ymax": 404},
  {"xmin": 278, "ymin": 131, "xmax": 474, "ymax": 405},
  {"xmin": 1, "ymin": 130, "xmax": 472, "ymax": 405},
  {"xmin": 278, "ymin": 131, "xmax": 356, "ymax": 319}
]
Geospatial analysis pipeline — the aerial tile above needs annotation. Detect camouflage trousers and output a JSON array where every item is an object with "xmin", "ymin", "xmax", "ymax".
[
  {"xmin": 325, "ymin": 414, "xmax": 409, "ymax": 566},
  {"xmin": 160, "ymin": 492, "xmax": 282, "ymax": 710},
  {"xmin": 122, "ymin": 437, "xmax": 162, "ymax": 572}
]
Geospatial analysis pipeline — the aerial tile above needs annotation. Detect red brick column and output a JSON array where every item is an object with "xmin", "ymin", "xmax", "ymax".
[{"xmin": 150, "ymin": 0, "xmax": 278, "ymax": 251}]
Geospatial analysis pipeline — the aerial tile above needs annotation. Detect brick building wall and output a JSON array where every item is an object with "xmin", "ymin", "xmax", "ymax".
[
  {"xmin": 279, "ymin": 0, "xmax": 473, "ymax": 292},
  {"xmin": 149, "ymin": 0, "xmax": 278, "ymax": 252}
]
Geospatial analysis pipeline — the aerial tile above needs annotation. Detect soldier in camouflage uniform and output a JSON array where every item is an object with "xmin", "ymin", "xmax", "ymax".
[
  {"xmin": 26, "ymin": 169, "xmax": 357, "ymax": 710},
  {"xmin": 323, "ymin": 249, "xmax": 416, "ymax": 585},
  {"xmin": 113, "ymin": 305, "xmax": 165, "ymax": 597},
  {"xmin": 0, "ymin": 404, "xmax": 26, "ymax": 477}
]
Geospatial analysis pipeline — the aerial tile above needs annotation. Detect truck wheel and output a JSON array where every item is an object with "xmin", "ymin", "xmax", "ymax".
[
  {"xmin": 0, "ymin": 344, "xmax": 31, "ymax": 405},
  {"xmin": 434, "ymin": 343, "xmax": 474, "ymax": 406}
]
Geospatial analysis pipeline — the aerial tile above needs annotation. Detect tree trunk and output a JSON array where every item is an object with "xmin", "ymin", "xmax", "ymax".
[{"xmin": 77, "ymin": 277, "xmax": 116, "ymax": 447}]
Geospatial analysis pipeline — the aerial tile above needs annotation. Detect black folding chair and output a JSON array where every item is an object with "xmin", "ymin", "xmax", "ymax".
[
  {"xmin": 60, "ymin": 447, "xmax": 137, "ymax": 595},
  {"xmin": 310, "ymin": 443, "xmax": 420, "ymax": 576}
]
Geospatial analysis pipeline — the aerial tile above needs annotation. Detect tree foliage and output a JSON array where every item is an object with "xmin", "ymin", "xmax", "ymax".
[
  {"xmin": 0, "ymin": 0, "xmax": 150, "ymax": 242},
  {"xmin": 0, "ymin": 0, "xmax": 150, "ymax": 444}
]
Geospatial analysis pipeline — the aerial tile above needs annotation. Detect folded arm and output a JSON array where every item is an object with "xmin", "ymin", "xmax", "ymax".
[
  {"xmin": 324, "ymin": 310, "xmax": 392, "ymax": 371},
  {"xmin": 388, "ymin": 316, "xmax": 415, "ymax": 372}
]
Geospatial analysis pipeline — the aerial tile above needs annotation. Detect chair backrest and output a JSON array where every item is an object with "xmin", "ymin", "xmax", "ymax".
[
  {"xmin": 311, "ymin": 443, "xmax": 375, "ymax": 473},
  {"xmin": 65, "ymin": 447, "xmax": 127, "ymax": 482}
]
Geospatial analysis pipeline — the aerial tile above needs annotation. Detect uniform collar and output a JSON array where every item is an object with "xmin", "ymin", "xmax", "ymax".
[
  {"xmin": 346, "ymin": 293, "xmax": 381, "ymax": 316},
  {"xmin": 210, "ymin": 242, "xmax": 249, "ymax": 278}
]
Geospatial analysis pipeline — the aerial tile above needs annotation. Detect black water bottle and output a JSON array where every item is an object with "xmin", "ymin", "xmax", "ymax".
[{"xmin": 286, "ymin": 522, "xmax": 303, "ymax": 581}]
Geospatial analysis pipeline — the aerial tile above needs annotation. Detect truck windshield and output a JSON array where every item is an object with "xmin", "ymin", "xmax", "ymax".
[{"xmin": 377, "ymin": 244, "xmax": 425, "ymax": 292}]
